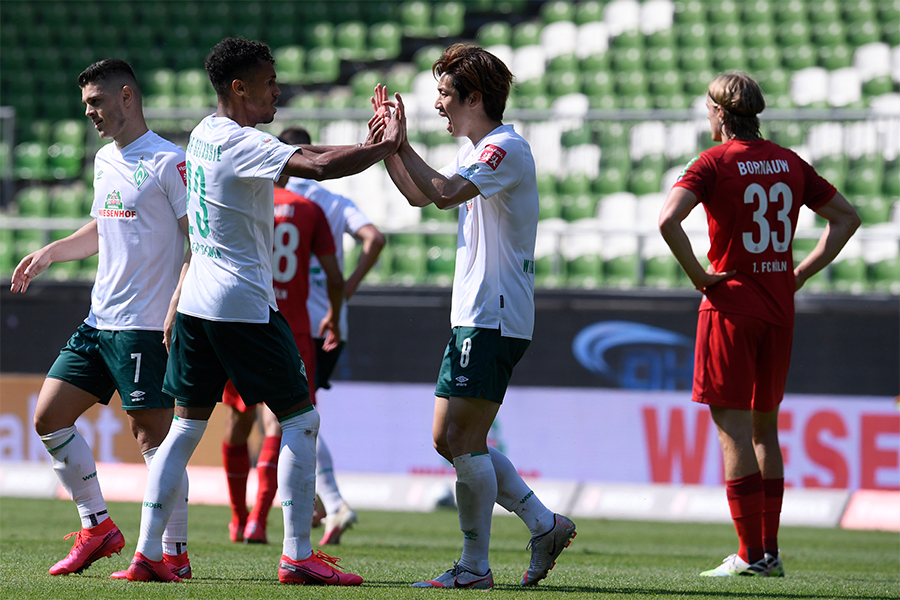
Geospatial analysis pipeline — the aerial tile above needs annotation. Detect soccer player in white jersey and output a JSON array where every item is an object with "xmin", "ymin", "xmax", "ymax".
[
  {"xmin": 281, "ymin": 126, "xmax": 386, "ymax": 545},
  {"xmin": 10, "ymin": 59, "xmax": 192, "ymax": 579},
  {"xmin": 374, "ymin": 44, "xmax": 577, "ymax": 589},
  {"xmin": 125, "ymin": 37, "xmax": 402, "ymax": 585}
]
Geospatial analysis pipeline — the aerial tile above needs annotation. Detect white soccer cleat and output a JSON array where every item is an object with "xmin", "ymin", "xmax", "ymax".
[{"xmin": 700, "ymin": 553, "xmax": 770, "ymax": 577}]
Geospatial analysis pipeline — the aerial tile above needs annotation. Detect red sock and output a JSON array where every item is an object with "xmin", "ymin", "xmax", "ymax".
[
  {"xmin": 248, "ymin": 436, "xmax": 281, "ymax": 524},
  {"xmin": 222, "ymin": 442, "xmax": 250, "ymax": 523},
  {"xmin": 726, "ymin": 472, "xmax": 764, "ymax": 564},
  {"xmin": 762, "ymin": 477, "xmax": 784, "ymax": 556}
]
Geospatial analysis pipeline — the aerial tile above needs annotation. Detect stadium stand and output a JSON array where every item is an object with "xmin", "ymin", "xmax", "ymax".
[{"xmin": 0, "ymin": 0, "xmax": 897, "ymax": 291}]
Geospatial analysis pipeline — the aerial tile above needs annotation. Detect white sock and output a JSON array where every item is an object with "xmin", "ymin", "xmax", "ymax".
[
  {"xmin": 278, "ymin": 407, "xmax": 319, "ymax": 561},
  {"xmin": 136, "ymin": 417, "xmax": 206, "ymax": 561},
  {"xmin": 490, "ymin": 446, "xmax": 554, "ymax": 537},
  {"xmin": 316, "ymin": 436, "xmax": 344, "ymax": 514},
  {"xmin": 453, "ymin": 452, "xmax": 496, "ymax": 576},
  {"xmin": 144, "ymin": 446, "xmax": 189, "ymax": 556},
  {"xmin": 40, "ymin": 426, "xmax": 109, "ymax": 530}
]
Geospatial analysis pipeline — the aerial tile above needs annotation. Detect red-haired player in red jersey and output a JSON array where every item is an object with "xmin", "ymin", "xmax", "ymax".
[
  {"xmin": 660, "ymin": 71, "xmax": 860, "ymax": 577},
  {"xmin": 221, "ymin": 147, "xmax": 344, "ymax": 545}
]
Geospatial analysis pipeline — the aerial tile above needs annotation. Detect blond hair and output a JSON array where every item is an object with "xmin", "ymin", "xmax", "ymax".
[{"xmin": 708, "ymin": 71, "xmax": 765, "ymax": 140}]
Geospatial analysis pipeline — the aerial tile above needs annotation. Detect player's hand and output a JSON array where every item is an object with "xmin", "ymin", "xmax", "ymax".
[
  {"xmin": 318, "ymin": 316, "xmax": 341, "ymax": 351},
  {"xmin": 382, "ymin": 92, "xmax": 406, "ymax": 151},
  {"xmin": 691, "ymin": 265, "xmax": 736, "ymax": 292},
  {"xmin": 163, "ymin": 307, "xmax": 177, "ymax": 353},
  {"xmin": 10, "ymin": 250, "xmax": 51, "ymax": 293}
]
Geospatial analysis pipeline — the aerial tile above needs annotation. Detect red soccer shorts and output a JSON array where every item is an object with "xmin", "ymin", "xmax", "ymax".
[{"xmin": 692, "ymin": 309, "xmax": 793, "ymax": 413}]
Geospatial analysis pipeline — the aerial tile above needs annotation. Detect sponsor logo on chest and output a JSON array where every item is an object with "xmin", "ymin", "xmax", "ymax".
[{"xmin": 99, "ymin": 190, "xmax": 137, "ymax": 218}]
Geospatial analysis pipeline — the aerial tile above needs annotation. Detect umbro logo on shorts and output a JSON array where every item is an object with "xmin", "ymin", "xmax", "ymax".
[
  {"xmin": 455, "ymin": 376, "xmax": 469, "ymax": 386},
  {"xmin": 130, "ymin": 390, "xmax": 146, "ymax": 401}
]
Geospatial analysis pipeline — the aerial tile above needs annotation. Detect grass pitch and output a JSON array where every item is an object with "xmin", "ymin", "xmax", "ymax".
[{"xmin": 1, "ymin": 497, "xmax": 897, "ymax": 600}]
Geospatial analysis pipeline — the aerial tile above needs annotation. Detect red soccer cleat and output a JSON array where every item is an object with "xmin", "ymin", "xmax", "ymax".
[
  {"xmin": 278, "ymin": 551, "xmax": 363, "ymax": 586},
  {"xmin": 124, "ymin": 552, "xmax": 183, "ymax": 582},
  {"xmin": 49, "ymin": 519, "xmax": 125, "ymax": 576},
  {"xmin": 110, "ymin": 551, "xmax": 191, "ymax": 580}
]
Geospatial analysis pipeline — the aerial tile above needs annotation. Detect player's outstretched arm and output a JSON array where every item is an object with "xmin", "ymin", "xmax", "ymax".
[
  {"xmin": 346, "ymin": 224, "xmax": 385, "ymax": 299},
  {"xmin": 316, "ymin": 252, "xmax": 344, "ymax": 351},
  {"xmin": 659, "ymin": 187, "xmax": 734, "ymax": 291},
  {"xmin": 795, "ymin": 191, "xmax": 861, "ymax": 291},
  {"xmin": 10, "ymin": 220, "xmax": 99, "ymax": 293},
  {"xmin": 281, "ymin": 95, "xmax": 403, "ymax": 181}
]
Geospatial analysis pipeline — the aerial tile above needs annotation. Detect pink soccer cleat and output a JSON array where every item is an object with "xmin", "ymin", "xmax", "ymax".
[{"xmin": 49, "ymin": 518, "xmax": 125, "ymax": 576}]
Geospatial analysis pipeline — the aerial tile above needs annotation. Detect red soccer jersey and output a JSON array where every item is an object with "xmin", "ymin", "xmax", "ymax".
[
  {"xmin": 674, "ymin": 139, "xmax": 836, "ymax": 327},
  {"xmin": 272, "ymin": 187, "xmax": 336, "ymax": 336}
]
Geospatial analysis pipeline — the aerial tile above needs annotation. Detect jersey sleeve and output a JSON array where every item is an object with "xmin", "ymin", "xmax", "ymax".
[
  {"xmin": 672, "ymin": 152, "xmax": 716, "ymax": 204},
  {"xmin": 340, "ymin": 196, "xmax": 372, "ymax": 235},
  {"xmin": 231, "ymin": 130, "xmax": 297, "ymax": 181},
  {"xmin": 157, "ymin": 148, "xmax": 188, "ymax": 219},
  {"xmin": 311, "ymin": 202, "xmax": 337, "ymax": 258},
  {"xmin": 458, "ymin": 140, "xmax": 522, "ymax": 199}
]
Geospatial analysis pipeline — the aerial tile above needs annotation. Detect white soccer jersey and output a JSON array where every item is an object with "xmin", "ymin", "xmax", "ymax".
[
  {"xmin": 439, "ymin": 124, "xmax": 539, "ymax": 340},
  {"xmin": 177, "ymin": 115, "xmax": 297, "ymax": 323},
  {"xmin": 87, "ymin": 130, "xmax": 187, "ymax": 330},
  {"xmin": 286, "ymin": 177, "xmax": 372, "ymax": 340}
]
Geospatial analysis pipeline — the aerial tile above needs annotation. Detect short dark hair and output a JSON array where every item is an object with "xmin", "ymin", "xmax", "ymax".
[
  {"xmin": 433, "ymin": 43, "xmax": 512, "ymax": 122},
  {"xmin": 77, "ymin": 59, "xmax": 140, "ymax": 93},
  {"xmin": 205, "ymin": 37, "xmax": 275, "ymax": 97},
  {"xmin": 279, "ymin": 126, "xmax": 311, "ymax": 146}
]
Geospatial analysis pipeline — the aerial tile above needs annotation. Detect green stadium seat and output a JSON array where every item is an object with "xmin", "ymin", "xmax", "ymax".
[
  {"xmin": 567, "ymin": 253, "xmax": 603, "ymax": 289},
  {"xmin": 773, "ymin": 0, "xmax": 807, "ymax": 24},
  {"xmin": 368, "ymin": 22, "xmax": 402, "ymax": 60},
  {"xmin": 175, "ymin": 69, "xmax": 210, "ymax": 98},
  {"xmin": 547, "ymin": 70, "xmax": 581, "ymax": 98},
  {"xmin": 862, "ymin": 76, "xmax": 895, "ymax": 98},
  {"xmin": 680, "ymin": 46, "xmax": 713, "ymax": 73},
  {"xmin": 360, "ymin": 1, "xmax": 399, "ymax": 24},
  {"xmin": 646, "ymin": 28, "xmax": 677, "ymax": 50},
  {"xmin": 883, "ymin": 19, "xmax": 900, "ymax": 45},
  {"xmin": 776, "ymin": 21, "xmax": 812, "ymax": 48},
  {"xmin": 649, "ymin": 70, "xmax": 683, "ymax": 97},
  {"xmin": 539, "ymin": 193, "xmax": 563, "ymax": 220},
  {"xmin": 575, "ymin": 0, "xmax": 604, "ymax": 24},
  {"xmin": 414, "ymin": 45, "xmax": 444, "ymax": 73},
  {"xmin": 673, "ymin": 0, "xmax": 707, "ymax": 24},
  {"xmin": 710, "ymin": 22, "xmax": 742, "ymax": 48},
  {"xmin": 541, "ymin": 0, "xmax": 575, "ymax": 23},
  {"xmin": 558, "ymin": 172, "xmax": 592, "ymax": 196},
  {"xmin": 615, "ymin": 70, "xmax": 648, "ymax": 96},
  {"xmin": 511, "ymin": 22, "xmax": 543, "ymax": 48},
  {"xmin": 818, "ymin": 44, "xmax": 853, "ymax": 70},
  {"xmin": 593, "ymin": 165, "xmax": 628, "ymax": 195},
  {"xmin": 433, "ymin": 1, "xmax": 465, "ymax": 37},
  {"xmin": 713, "ymin": 46, "xmax": 748, "ymax": 71},
  {"xmin": 303, "ymin": 22, "xmax": 335, "ymax": 48},
  {"xmin": 328, "ymin": 1, "xmax": 362, "ymax": 22},
  {"xmin": 611, "ymin": 47, "xmax": 644, "ymax": 73},
  {"xmin": 812, "ymin": 21, "xmax": 846, "ymax": 46},
  {"xmin": 14, "ymin": 187, "xmax": 50, "ymax": 217},
  {"xmin": 708, "ymin": 0, "xmax": 740, "ymax": 24},
  {"xmin": 869, "ymin": 258, "xmax": 900, "ymax": 294},
  {"xmin": 756, "ymin": 67, "xmax": 790, "ymax": 96},
  {"xmin": 583, "ymin": 70, "xmax": 614, "ymax": 97},
  {"xmin": 646, "ymin": 47, "xmax": 678, "ymax": 72},
  {"xmin": 744, "ymin": 22, "xmax": 777, "ymax": 48},
  {"xmin": 847, "ymin": 19, "xmax": 881, "ymax": 46},
  {"xmin": 274, "ymin": 46, "xmax": 305, "ymax": 85},
  {"xmin": 852, "ymin": 196, "xmax": 891, "ymax": 224},
  {"xmin": 883, "ymin": 166, "xmax": 900, "ymax": 197},
  {"xmin": 683, "ymin": 68, "xmax": 716, "ymax": 96},
  {"xmin": 677, "ymin": 22, "xmax": 710, "ymax": 49},
  {"xmin": 0, "ymin": 229, "xmax": 15, "ymax": 276},
  {"xmin": 51, "ymin": 120, "xmax": 86, "ymax": 147},
  {"xmin": 50, "ymin": 187, "xmax": 85, "ymax": 218},
  {"xmin": 741, "ymin": 0, "xmax": 774, "ymax": 23},
  {"xmin": 628, "ymin": 165, "xmax": 663, "ymax": 195},
  {"xmin": 782, "ymin": 44, "xmax": 817, "ymax": 70},
  {"xmin": 48, "ymin": 144, "xmax": 84, "ymax": 180},
  {"xmin": 304, "ymin": 48, "xmax": 340, "ymax": 84},
  {"xmin": 831, "ymin": 256, "xmax": 869, "ymax": 294},
  {"xmin": 14, "ymin": 143, "xmax": 49, "ymax": 180},
  {"xmin": 845, "ymin": 166, "xmax": 883, "ymax": 197},
  {"xmin": 603, "ymin": 252, "xmax": 639, "ymax": 289},
  {"xmin": 385, "ymin": 64, "xmax": 417, "ymax": 95},
  {"xmin": 399, "ymin": 1, "xmax": 431, "ymax": 37},
  {"xmin": 477, "ymin": 21, "xmax": 512, "ymax": 47},
  {"xmin": 561, "ymin": 194, "xmax": 597, "ymax": 221},
  {"xmin": 597, "ymin": 124, "xmax": 630, "ymax": 153},
  {"xmin": 642, "ymin": 253, "xmax": 680, "ymax": 288},
  {"xmin": 350, "ymin": 69, "xmax": 384, "ymax": 100},
  {"xmin": 843, "ymin": 0, "xmax": 878, "ymax": 21},
  {"xmin": 335, "ymin": 21, "xmax": 368, "ymax": 60},
  {"xmin": 769, "ymin": 122, "xmax": 806, "ymax": 147}
]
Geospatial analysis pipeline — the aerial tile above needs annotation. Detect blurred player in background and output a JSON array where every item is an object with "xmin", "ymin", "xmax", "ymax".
[
  {"xmin": 10, "ymin": 59, "xmax": 192, "ymax": 579},
  {"xmin": 281, "ymin": 125, "xmax": 387, "ymax": 545},
  {"xmin": 125, "ymin": 37, "xmax": 400, "ymax": 585},
  {"xmin": 221, "ymin": 131, "xmax": 344, "ymax": 547},
  {"xmin": 659, "ymin": 71, "xmax": 860, "ymax": 577},
  {"xmin": 374, "ymin": 44, "xmax": 577, "ymax": 589}
]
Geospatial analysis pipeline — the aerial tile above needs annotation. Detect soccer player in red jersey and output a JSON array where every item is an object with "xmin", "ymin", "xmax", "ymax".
[
  {"xmin": 221, "ymin": 136, "xmax": 344, "ymax": 545},
  {"xmin": 659, "ymin": 71, "xmax": 860, "ymax": 577}
]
